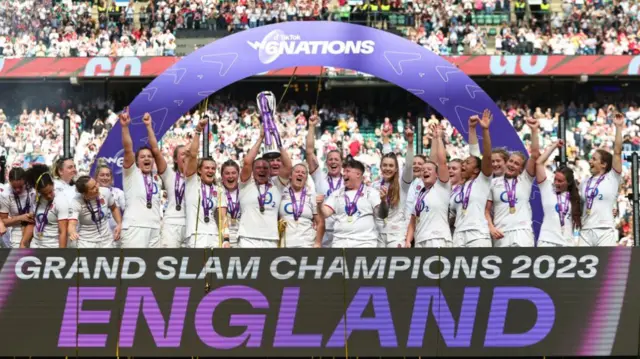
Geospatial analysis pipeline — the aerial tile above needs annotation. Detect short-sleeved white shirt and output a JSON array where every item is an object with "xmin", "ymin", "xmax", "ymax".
[
  {"xmin": 580, "ymin": 170, "xmax": 622, "ymax": 230},
  {"xmin": 538, "ymin": 175, "xmax": 574, "ymax": 245},
  {"xmin": 161, "ymin": 167, "xmax": 187, "ymax": 226},
  {"xmin": 71, "ymin": 187, "xmax": 115, "ymax": 242},
  {"xmin": 122, "ymin": 166, "xmax": 163, "ymax": 229},
  {"xmin": 279, "ymin": 185, "xmax": 317, "ymax": 247},
  {"xmin": 405, "ymin": 178, "xmax": 425, "ymax": 220},
  {"xmin": 311, "ymin": 169, "xmax": 343, "ymax": 232},
  {"xmin": 324, "ymin": 184, "xmax": 381, "ymax": 242},
  {"xmin": 238, "ymin": 176, "xmax": 285, "ymax": 241},
  {"xmin": 488, "ymin": 171, "xmax": 534, "ymax": 232},
  {"xmin": 372, "ymin": 179, "xmax": 408, "ymax": 234},
  {"xmin": 185, "ymin": 175, "xmax": 227, "ymax": 238},
  {"xmin": 33, "ymin": 195, "xmax": 72, "ymax": 246},
  {"xmin": 452, "ymin": 173, "xmax": 492, "ymax": 234},
  {"xmin": 413, "ymin": 180, "xmax": 452, "ymax": 242}
]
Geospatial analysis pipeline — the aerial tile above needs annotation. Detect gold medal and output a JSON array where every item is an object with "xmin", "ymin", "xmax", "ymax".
[
  {"xmin": 231, "ymin": 218, "xmax": 237, "ymax": 226},
  {"xmin": 462, "ymin": 209, "xmax": 467, "ymax": 215},
  {"xmin": 509, "ymin": 207, "xmax": 516, "ymax": 214},
  {"xmin": 38, "ymin": 232, "xmax": 43, "ymax": 239},
  {"xmin": 347, "ymin": 216, "xmax": 353, "ymax": 223},
  {"xmin": 587, "ymin": 209, "xmax": 591, "ymax": 215}
]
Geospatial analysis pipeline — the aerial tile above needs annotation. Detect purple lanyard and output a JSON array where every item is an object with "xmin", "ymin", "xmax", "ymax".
[
  {"xmin": 344, "ymin": 183, "xmax": 365, "ymax": 216},
  {"xmin": 462, "ymin": 179, "xmax": 475, "ymax": 211},
  {"xmin": 450, "ymin": 184, "xmax": 462, "ymax": 198},
  {"xmin": 13, "ymin": 191, "xmax": 30, "ymax": 214},
  {"xmin": 226, "ymin": 187, "xmax": 240, "ymax": 219},
  {"xmin": 143, "ymin": 174, "xmax": 154, "ymax": 208},
  {"xmin": 289, "ymin": 186, "xmax": 307, "ymax": 221},
  {"xmin": 585, "ymin": 175, "xmax": 606, "ymax": 212},
  {"xmin": 327, "ymin": 175, "xmax": 342, "ymax": 196},
  {"xmin": 201, "ymin": 183, "xmax": 216, "ymax": 218},
  {"xmin": 557, "ymin": 191, "xmax": 570, "ymax": 227},
  {"xmin": 414, "ymin": 185, "xmax": 432, "ymax": 215},
  {"xmin": 257, "ymin": 181, "xmax": 271, "ymax": 210},
  {"xmin": 85, "ymin": 198, "xmax": 103, "ymax": 234},
  {"xmin": 35, "ymin": 200, "xmax": 53, "ymax": 234},
  {"xmin": 175, "ymin": 173, "xmax": 185, "ymax": 207},
  {"xmin": 504, "ymin": 177, "xmax": 518, "ymax": 209},
  {"xmin": 380, "ymin": 179, "xmax": 390, "ymax": 203}
]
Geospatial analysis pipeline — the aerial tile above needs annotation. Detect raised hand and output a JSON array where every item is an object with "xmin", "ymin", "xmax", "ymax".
[
  {"xmin": 309, "ymin": 112, "xmax": 319, "ymax": 127},
  {"xmin": 315, "ymin": 194, "xmax": 325, "ymax": 206},
  {"xmin": 613, "ymin": 112, "xmax": 626, "ymax": 128},
  {"xmin": 197, "ymin": 117, "xmax": 208, "ymax": 132},
  {"xmin": 405, "ymin": 126, "xmax": 414, "ymax": 142},
  {"xmin": 468, "ymin": 115, "xmax": 480, "ymax": 128},
  {"xmin": 526, "ymin": 116, "xmax": 539, "ymax": 130},
  {"xmin": 142, "ymin": 112, "xmax": 152, "ymax": 127},
  {"xmin": 119, "ymin": 107, "xmax": 131, "ymax": 127},
  {"xmin": 379, "ymin": 185, "xmax": 388, "ymax": 200},
  {"xmin": 478, "ymin": 109, "xmax": 492, "ymax": 129}
]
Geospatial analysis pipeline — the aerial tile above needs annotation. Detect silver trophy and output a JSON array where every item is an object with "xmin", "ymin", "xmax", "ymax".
[{"xmin": 256, "ymin": 91, "xmax": 282, "ymax": 159}]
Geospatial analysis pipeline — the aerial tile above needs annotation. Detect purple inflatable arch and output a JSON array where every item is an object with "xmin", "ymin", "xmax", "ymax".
[{"xmin": 93, "ymin": 21, "xmax": 542, "ymax": 235}]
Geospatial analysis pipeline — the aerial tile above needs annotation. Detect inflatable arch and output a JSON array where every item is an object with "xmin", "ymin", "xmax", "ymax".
[{"xmin": 94, "ymin": 21, "xmax": 542, "ymax": 235}]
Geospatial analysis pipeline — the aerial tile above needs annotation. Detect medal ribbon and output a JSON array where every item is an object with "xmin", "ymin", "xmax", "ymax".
[
  {"xmin": 450, "ymin": 184, "xmax": 462, "ymax": 198},
  {"xmin": 504, "ymin": 177, "xmax": 518, "ymax": 210},
  {"xmin": 175, "ymin": 173, "xmax": 185, "ymax": 208},
  {"xmin": 414, "ymin": 185, "xmax": 432, "ymax": 215},
  {"xmin": 85, "ymin": 198, "xmax": 103, "ymax": 234},
  {"xmin": 257, "ymin": 181, "xmax": 271, "ymax": 210},
  {"xmin": 226, "ymin": 187, "xmax": 240, "ymax": 219},
  {"xmin": 328, "ymin": 175, "xmax": 343, "ymax": 196},
  {"xmin": 35, "ymin": 200, "xmax": 53, "ymax": 234},
  {"xmin": 585, "ymin": 175, "xmax": 606, "ymax": 213},
  {"xmin": 201, "ymin": 183, "xmax": 216, "ymax": 219},
  {"xmin": 380, "ymin": 179, "xmax": 391, "ymax": 203},
  {"xmin": 557, "ymin": 191, "xmax": 570, "ymax": 227},
  {"xmin": 143, "ymin": 174, "xmax": 154, "ymax": 206},
  {"xmin": 462, "ymin": 179, "xmax": 475, "ymax": 212},
  {"xmin": 289, "ymin": 186, "xmax": 307, "ymax": 221},
  {"xmin": 14, "ymin": 191, "xmax": 30, "ymax": 214},
  {"xmin": 344, "ymin": 183, "xmax": 365, "ymax": 216}
]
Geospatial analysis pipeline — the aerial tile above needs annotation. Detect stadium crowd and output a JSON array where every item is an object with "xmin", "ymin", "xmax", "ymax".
[
  {"xmin": 0, "ymin": 94, "xmax": 636, "ymax": 245},
  {"xmin": 0, "ymin": 0, "xmax": 637, "ymax": 57}
]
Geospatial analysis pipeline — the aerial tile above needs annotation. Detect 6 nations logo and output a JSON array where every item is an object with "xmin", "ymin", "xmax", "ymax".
[{"xmin": 246, "ymin": 29, "xmax": 376, "ymax": 65}]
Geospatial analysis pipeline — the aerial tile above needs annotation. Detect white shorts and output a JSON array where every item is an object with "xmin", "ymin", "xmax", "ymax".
[
  {"xmin": 285, "ymin": 234, "xmax": 315, "ymax": 248},
  {"xmin": 77, "ymin": 237, "xmax": 114, "ymax": 249},
  {"xmin": 537, "ymin": 240, "xmax": 566, "ymax": 247},
  {"xmin": 493, "ymin": 228, "xmax": 535, "ymax": 248},
  {"xmin": 10, "ymin": 230, "xmax": 23, "ymax": 248},
  {"xmin": 186, "ymin": 233, "xmax": 221, "ymax": 249},
  {"xmin": 33, "ymin": 236, "xmax": 59, "ymax": 248},
  {"xmin": 332, "ymin": 237, "xmax": 377, "ymax": 248},
  {"xmin": 415, "ymin": 238, "xmax": 452, "ymax": 248},
  {"xmin": 579, "ymin": 228, "xmax": 618, "ymax": 247},
  {"xmin": 228, "ymin": 229, "xmax": 239, "ymax": 248},
  {"xmin": 0, "ymin": 231, "xmax": 11, "ymax": 248},
  {"xmin": 238, "ymin": 236, "xmax": 278, "ymax": 248},
  {"xmin": 121, "ymin": 226, "xmax": 161, "ymax": 248},
  {"xmin": 453, "ymin": 230, "xmax": 492, "ymax": 248},
  {"xmin": 161, "ymin": 223, "xmax": 187, "ymax": 248},
  {"xmin": 377, "ymin": 233, "xmax": 405, "ymax": 248},
  {"xmin": 322, "ymin": 229, "xmax": 334, "ymax": 248}
]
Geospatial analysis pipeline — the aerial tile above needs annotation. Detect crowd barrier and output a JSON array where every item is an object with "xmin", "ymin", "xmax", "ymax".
[{"xmin": 0, "ymin": 248, "xmax": 638, "ymax": 357}]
